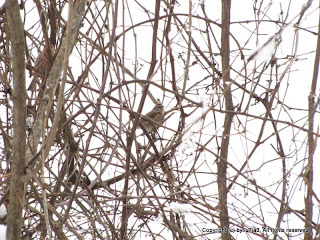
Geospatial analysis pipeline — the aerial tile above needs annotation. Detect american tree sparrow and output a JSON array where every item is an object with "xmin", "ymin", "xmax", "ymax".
[
  {"xmin": 28, "ymin": 44, "xmax": 55, "ymax": 91},
  {"xmin": 137, "ymin": 102, "xmax": 164, "ymax": 133}
]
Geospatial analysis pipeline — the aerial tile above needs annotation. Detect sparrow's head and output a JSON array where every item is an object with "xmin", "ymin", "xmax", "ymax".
[{"xmin": 153, "ymin": 102, "xmax": 164, "ymax": 113}]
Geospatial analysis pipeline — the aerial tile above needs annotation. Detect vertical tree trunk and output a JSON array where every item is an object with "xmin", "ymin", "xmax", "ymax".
[
  {"xmin": 6, "ymin": 0, "xmax": 27, "ymax": 239},
  {"xmin": 304, "ymin": 3, "xmax": 320, "ymax": 240},
  {"xmin": 218, "ymin": 1, "xmax": 233, "ymax": 240}
]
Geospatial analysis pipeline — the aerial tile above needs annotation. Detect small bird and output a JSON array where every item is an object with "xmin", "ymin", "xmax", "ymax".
[
  {"xmin": 137, "ymin": 102, "xmax": 164, "ymax": 133},
  {"xmin": 28, "ymin": 44, "xmax": 55, "ymax": 91}
]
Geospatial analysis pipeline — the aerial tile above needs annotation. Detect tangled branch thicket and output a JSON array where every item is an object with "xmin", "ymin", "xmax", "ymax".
[{"xmin": 0, "ymin": 0, "xmax": 319, "ymax": 239}]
